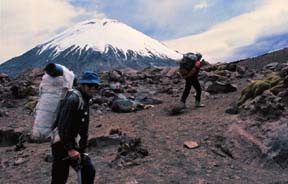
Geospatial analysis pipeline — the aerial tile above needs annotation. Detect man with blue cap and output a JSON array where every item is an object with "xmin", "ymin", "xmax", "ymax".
[{"xmin": 51, "ymin": 71, "xmax": 99, "ymax": 184}]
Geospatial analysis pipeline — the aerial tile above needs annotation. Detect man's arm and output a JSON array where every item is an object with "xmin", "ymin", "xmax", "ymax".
[
  {"xmin": 78, "ymin": 117, "xmax": 89, "ymax": 153},
  {"xmin": 183, "ymin": 61, "xmax": 201, "ymax": 79},
  {"xmin": 57, "ymin": 95, "xmax": 79, "ymax": 151}
]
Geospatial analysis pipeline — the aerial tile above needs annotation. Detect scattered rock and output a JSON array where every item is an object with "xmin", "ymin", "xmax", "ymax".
[
  {"xmin": 1, "ymin": 159, "xmax": 10, "ymax": 169},
  {"xmin": 88, "ymin": 135, "xmax": 122, "ymax": 148},
  {"xmin": 236, "ymin": 65, "xmax": 247, "ymax": 76},
  {"xmin": 109, "ymin": 82, "xmax": 124, "ymax": 93},
  {"xmin": 125, "ymin": 178, "xmax": 139, "ymax": 184},
  {"xmin": 225, "ymin": 102, "xmax": 239, "ymax": 115},
  {"xmin": 0, "ymin": 73, "xmax": 10, "ymax": 83},
  {"xmin": 14, "ymin": 158, "xmax": 28, "ymax": 166},
  {"xmin": 108, "ymin": 70, "xmax": 125, "ymax": 82},
  {"xmin": 0, "ymin": 128, "xmax": 24, "ymax": 147},
  {"xmin": 110, "ymin": 136, "xmax": 148, "ymax": 168},
  {"xmin": 109, "ymin": 128, "xmax": 123, "ymax": 136},
  {"xmin": 240, "ymin": 91, "xmax": 285, "ymax": 120},
  {"xmin": 264, "ymin": 62, "xmax": 279, "ymax": 70},
  {"xmin": 23, "ymin": 98, "xmax": 38, "ymax": 113},
  {"xmin": 44, "ymin": 154, "xmax": 54, "ymax": 163},
  {"xmin": 111, "ymin": 98, "xmax": 136, "ymax": 113},
  {"xmin": 206, "ymin": 81, "xmax": 237, "ymax": 94},
  {"xmin": 238, "ymin": 72, "xmax": 285, "ymax": 105},
  {"xmin": 184, "ymin": 141, "xmax": 200, "ymax": 149},
  {"xmin": 168, "ymin": 104, "xmax": 187, "ymax": 115},
  {"xmin": 134, "ymin": 93, "xmax": 162, "ymax": 105},
  {"xmin": 267, "ymin": 135, "xmax": 288, "ymax": 169},
  {"xmin": 0, "ymin": 109, "xmax": 9, "ymax": 117}
]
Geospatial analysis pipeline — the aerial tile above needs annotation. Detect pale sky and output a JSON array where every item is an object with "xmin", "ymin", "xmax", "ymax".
[{"xmin": 0, "ymin": 0, "xmax": 288, "ymax": 63}]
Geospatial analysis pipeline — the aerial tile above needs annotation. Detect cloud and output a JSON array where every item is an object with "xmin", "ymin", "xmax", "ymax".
[
  {"xmin": 234, "ymin": 33, "xmax": 288, "ymax": 60},
  {"xmin": 0, "ymin": 0, "xmax": 105, "ymax": 63},
  {"xmin": 194, "ymin": 1, "xmax": 208, "ymax": 10},
  {"xmin": 89, "ymin": 0, "xmax": 261, "ymax": 41},
  {"xmin": 134, "ymin": 0, "xmax": 209, "ymax": 32},
  {"xmin": 87, "ymin": 0, "xmax": 216, "ymax": 40},
  {"xmin": 164, "ymin": 0, "xmax": 288, "ymax": 62},
  {"xmin": 111, "ymin": 0, "xmax": 192, "ymax": 28}
]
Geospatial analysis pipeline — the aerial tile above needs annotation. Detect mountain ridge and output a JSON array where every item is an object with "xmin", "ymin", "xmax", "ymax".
[
  {"xmin": 0, "ymin": 19, "xmax": 181, "ymax": 76},
  {"xmin": 233, "ymin": 47, "xmax": 288, "ymax": 70}
]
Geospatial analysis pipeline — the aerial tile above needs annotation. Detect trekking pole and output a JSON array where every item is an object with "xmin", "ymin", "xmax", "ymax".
[
  {"xmin": 62, "ymin": 155, "xmax": 83, "ymax": 184},
  {"xmin": 177, "ymin": 71, "xmax": 184, "ymax": 79},
  {"xmin": 62, "ymin": 153, "xmax": 88, "ymax": 184},
  {"xmin": 76, "ymin": 153, "xmax": 88, "ymax": 184},
  {"xmin": 76, "ymin": 157, "xmax": 82, "ymax": 184}
]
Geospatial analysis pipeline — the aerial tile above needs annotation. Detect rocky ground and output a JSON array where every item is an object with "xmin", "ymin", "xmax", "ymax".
[{"xmin": 0, "ymin": 58, "xmax": 288, "ymax": 184}]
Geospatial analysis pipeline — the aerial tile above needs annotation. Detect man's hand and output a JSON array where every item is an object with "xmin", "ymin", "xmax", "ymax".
[
  {"xmin": 182, "ymin": 73, "xmax": 191, "ymax": 79},
  {"xmin": 179, "ymin": 68, "xmax": 188, "ymax": 77},
  {"xmin": 68, "ymin": 149, "xmax": 80, "ymax": 160}
]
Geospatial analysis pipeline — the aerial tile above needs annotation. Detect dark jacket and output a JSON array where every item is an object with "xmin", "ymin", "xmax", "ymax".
[
  {"xmin": 56, "ymin": 89, "xmax": 90, "ymax": 152},
  {"xmin": 181, "ymin": 59, "xmax": 201, "ymax": 79}
]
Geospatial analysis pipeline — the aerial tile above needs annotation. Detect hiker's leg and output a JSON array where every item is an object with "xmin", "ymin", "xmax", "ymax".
[
  {"xmin": 181, "ymin": 78, "xmax": 193, "ymax": 103},
  {"xmin": 51, "ymin": 143, "xmax": 70, "ymax": 184},
  {"xmin": 192, "ymin": 77, "xmax": 202, "ymax": 102},
  {"xmin": 51, "ymin": 159, "xmax": 70, "ymax": 184},
  {"xmin": 81, "ymin": 156, "xmax": 96, "ymax": 184}
]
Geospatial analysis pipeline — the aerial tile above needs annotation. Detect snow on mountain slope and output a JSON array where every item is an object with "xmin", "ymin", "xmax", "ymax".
[
  {"xmin": 0, "ymin": 18, "xmax": 182, "ymax": 76},
  {"xmin": 38, "ymin": 19, "xmax": 182, "ymax": 60}
]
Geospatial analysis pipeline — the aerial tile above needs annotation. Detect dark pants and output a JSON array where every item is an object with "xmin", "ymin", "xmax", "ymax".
[
  {"xmin": 51, "ymin": 142, "xmax": 95, "ymax": 184},
  {"xmin": 181, "ymin": 76, "xmax": 202, "ymax": 103}
]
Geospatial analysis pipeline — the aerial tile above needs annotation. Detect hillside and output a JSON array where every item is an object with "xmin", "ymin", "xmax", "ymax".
[
  {"xmin": 233, "ymin": 48, "xmax": 288, "ymax": 70},
  {"xmin": 1, "ymin": 54, "xmax": 288, "ymax": 183}
]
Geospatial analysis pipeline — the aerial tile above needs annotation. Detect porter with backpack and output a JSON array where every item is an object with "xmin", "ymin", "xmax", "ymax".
[{"xmin": 179, "ymin": 52, "xmax": 204, "ymax": 108}]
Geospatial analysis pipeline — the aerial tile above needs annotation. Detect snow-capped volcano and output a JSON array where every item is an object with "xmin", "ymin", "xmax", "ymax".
[
  {"xmin": 0, "ymin": 19, "xmax": 182, "ymax": 76},
  {"xmin": 39, "ymin": 19, "xmax": 181, "ymax": 59}
]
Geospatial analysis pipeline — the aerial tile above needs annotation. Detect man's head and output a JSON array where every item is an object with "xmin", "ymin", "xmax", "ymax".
[{"xmin": 79, "ymin": 71, "xmax": 100, "ymax": 97}]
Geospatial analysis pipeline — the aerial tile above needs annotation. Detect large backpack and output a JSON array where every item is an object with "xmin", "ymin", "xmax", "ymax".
[
  {"xmin": 179, "ymin": 53, "xmax": 198, "ymax": 76},
  {"xmin": 32, "ymin": 64, "xmax": 75, "ymax": 142}
]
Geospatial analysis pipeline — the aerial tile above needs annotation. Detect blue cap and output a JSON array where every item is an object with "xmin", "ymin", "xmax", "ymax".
[{"xmin": 79, "ymin": 71, "xmax": 100, "ymax": 85}]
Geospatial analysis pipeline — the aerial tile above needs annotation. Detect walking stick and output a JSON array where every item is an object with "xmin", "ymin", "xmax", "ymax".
[
  {"xmin": 76, "ymin": 153, "xmax": 88, "ymax": 184},
  {"xmin": 76, "ymin": 158, "xmax": 82, "ymax": 184},
  {"xmin": 63, "ymin": 153, "xmax": 88, "ymax": 184}
]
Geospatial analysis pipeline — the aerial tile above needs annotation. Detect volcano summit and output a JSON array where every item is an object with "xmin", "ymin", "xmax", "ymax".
[{"xmin": 0, "ymin": 19, "xmax": 182, "ymax": 76}]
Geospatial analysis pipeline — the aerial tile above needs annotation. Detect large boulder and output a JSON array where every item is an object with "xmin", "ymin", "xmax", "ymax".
[
  {"xmin": 267, "ymin": 133, "xmax": 288, "ymax": 168},
  {"xmin": 111, "ymin": 95, "xmax": 136, "ymax": 113},
  {"xmin": 134, "ymin": 93, "xmax": 163, "ymax": 105},
  {"xmin": 0, "ymin": 73, "xmax": 10, "ymax": 83},
  {"xmin": 240, "ymin": 91, "xmax": 285, "ymax": 120},
  {"xmin": 206, "ymin": 81, "xmax": 237, "ymax": 94},
  {"xmin": 108, "ymin": 70, "xmax": 125, "ymax": 83},
  {"xmin": 220, "ymin": 116, "xmax": 288, "ymax": 169},
  {"xmin": 238, "ymin": 72, "xmax": 284, "ymax": 105},
  {"xmin": 10, "ymin": 84, "xmax": 38, "ymax": 99}
]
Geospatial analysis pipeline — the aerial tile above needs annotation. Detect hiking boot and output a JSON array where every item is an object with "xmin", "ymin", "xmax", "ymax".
[
  {"xmin": 195, "ymin": 101, "xmax": 205, "ymax": 108},
  {"xmin": 179, "ymin": 102, "xmax": 187, "ymax": 109}
]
